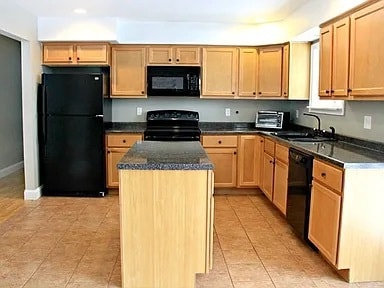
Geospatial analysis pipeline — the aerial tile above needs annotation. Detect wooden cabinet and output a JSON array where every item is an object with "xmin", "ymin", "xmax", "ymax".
[
  {"xmin": 237, "ymin": 135, "xmax": 263, "ymax": 187},
  {"xmin": 42, "ymin": 43, "xmax": 110, "ymax": 65},
  {"xmin": 201, "ymin": 47, "xmax": 239, "ymax": 97},
  {"xmin": 318, "ymin": 0, "xmax": 384, "ymax": 100},
  {"xmin": 319, "ymin": 17, "xmax": 350, "ymax": 99},
  {"xmin": 261, "ymin": 138, "xmax": 275, "ymax": 200},
  {"xmin": 257, "ymin": 46, "xmax": 283, "ymax": 98},
  {"xmin": 309, "ymin": 159, "xmax": 343, "ymax": 265},
  {"xmin": 284, "ymin": 42, "xmax": 311, "ymax": 100},
  {"xmin": 111, "ymin": 46, "xmax": 146, "ymax": 98},
  {"xmin": 272, "ymin": 144, "xmax": 289, "ymax": 215},
  {"xmin": 148, "ymin": 46, "xmax": 200, "ymax": 65},
  {"xmin": 202, "ymin": 135, "xmax": 237, "ymax": 187},
  {"xmin": 349, "ymin": 1, "xmax": 384, "ymax": 99},
  {"xmin": 106, "ymin": 133, "xmax": 142, "ymax": 188},
  {"xmin": 238, "ymin": 48, "xmax": 258, "ymax": 98}
]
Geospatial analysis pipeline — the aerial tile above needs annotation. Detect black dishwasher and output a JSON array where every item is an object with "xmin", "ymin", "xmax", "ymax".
[{"xmin": 286, "ymin": 148, "xmax": 315, "ymax": 246}]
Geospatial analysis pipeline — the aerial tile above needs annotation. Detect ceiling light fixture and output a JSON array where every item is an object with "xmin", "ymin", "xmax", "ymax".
[{"xmin": 74, "ymin": 8, "xmax": 87, "ymax": 14}]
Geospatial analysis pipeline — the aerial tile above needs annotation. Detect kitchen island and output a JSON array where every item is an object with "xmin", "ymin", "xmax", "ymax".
[{"xmin": 117, "ymin": 141, "xmax": 214, "ymax": 288}]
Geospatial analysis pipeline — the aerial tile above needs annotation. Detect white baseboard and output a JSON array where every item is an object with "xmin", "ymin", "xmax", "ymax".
[
  {"xmin": 24, "ymin": 186, "xmax": 42, "ymax": 200},
  {"xmin": 0, "ymin": 161, "xmax": 24, "ymax": 179}
]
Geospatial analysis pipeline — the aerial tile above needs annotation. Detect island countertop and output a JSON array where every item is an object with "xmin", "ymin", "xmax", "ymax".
[{"xmin": 117, "ymin": 141, "xmax": 214, "ymax": 170}]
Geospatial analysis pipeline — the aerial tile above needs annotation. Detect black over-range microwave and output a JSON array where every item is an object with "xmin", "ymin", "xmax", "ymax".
[{"xmin": 147, "ymin": 66, "xmax": 200, "ymax": 97}]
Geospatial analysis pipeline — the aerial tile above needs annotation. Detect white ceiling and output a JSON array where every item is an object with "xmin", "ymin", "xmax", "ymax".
[{"xmin": 12, "ymin": 0, "xmax": 310, "ymax": 24}]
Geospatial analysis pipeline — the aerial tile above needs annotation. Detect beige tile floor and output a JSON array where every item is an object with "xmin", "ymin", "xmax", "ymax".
[{"xmin": 1, "ymin": 170, "xmax": 384, "ymax": 287}]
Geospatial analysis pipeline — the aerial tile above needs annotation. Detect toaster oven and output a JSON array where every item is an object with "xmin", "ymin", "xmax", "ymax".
[{"xmin": 255, "ymin": 110, "xmax": 290, "ymax": 130}]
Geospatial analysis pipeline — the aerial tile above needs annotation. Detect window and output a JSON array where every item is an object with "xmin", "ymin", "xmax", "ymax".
[{"xmin": 308, "ymin": 42, "xmax": 345, "ymax": 115}]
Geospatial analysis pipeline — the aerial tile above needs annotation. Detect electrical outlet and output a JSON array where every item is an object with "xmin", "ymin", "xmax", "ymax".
[
  {"xmin": 225, "ymin": 108, "xmax": 231, "ymax": 117},
  {"xmin": 296, "ymin": 110, "xmax": 299, "ymax": 118},
  {"xmin": 137, "ymin": 107, "xmax": 142, "ymax": 116},
  {"xmin": 364, "ymin": 115, "xmax": 372, "ymax": 129}
]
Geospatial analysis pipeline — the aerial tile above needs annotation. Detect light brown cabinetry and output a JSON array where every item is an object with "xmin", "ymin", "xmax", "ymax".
[
  {"xmin": 319, "ymin": 0, "xmax": 384, "ymax": 100},
  {"xmin": 111, "ymin": 46, "xmax": 146, "ymax": 97},
  {"xmin": 42, "ymin": 43, "xmax": 110, "ymax": 65},
  {"xmin": 319, "ymin": 18, "xmax": 350, "ymax": 99},
  {"xmin": 148, "ymin": 46, "xmax": 200, "ymax": 65},
  {"xmin": 106, "ymin": 133, "xmax": 142, "ymax": 188},
  {"xmin": 202, "ymin": 135, "xmax": 237, "ymax": 187},
  {"xmin": 261, "ymin": 138, "xmax": 275, "ymax": 200},
  {"xmin": 238, "ymin": 48, "xmax": 258, "ymax": 98},
  {"xmin": 237, "ymin": 135, "xmax": 263, "ymax": 187},
  {"xmin": 283, "ymin": 42, "xmax": 311, "ymax": 100},
  {"xmin": 309, "ymin": 160, "xmax": 343, "ymax": 265},
  {"xmin": 201, "ymin": 48, "xmax": 239, "ymax": 97},
  {"xmin": 257, "ymin": 46, "xmax": 283, "ymax": 98},
  {"xmin": 349, "ymin": 1, "xmax": 384, "ymax": 99},
  {"xmin": 272, "ymin": 144, "xmax": 289, "ymax": 215}
]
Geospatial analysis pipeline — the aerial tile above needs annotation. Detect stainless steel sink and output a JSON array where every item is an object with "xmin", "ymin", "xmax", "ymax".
[
  {"xmin": 286, "ymin": 136, "xmax": 331, "ymax": 142},
  {"xmin": 272, "ymin": 131, "xmax": 336, "ymax": 142}
]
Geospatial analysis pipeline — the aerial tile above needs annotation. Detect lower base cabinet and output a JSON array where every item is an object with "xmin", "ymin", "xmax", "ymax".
[
  {"xmin": 106, "ymin": 133, "xmax": 142, "ymax": 188},
  {"xmin": 204, "ymin": 148, "xmax": 237, "ymax": 187}
]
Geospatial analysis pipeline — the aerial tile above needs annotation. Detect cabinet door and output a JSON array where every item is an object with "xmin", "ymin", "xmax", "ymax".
[
  {"xmin": 331, "ymin": 18, "xmax": 350, "ymax": 98},
  {"xmin": 281, "ymin": 44, "xmax": 289, "ymax": 98},
  {"xmin": 148, "ymin": 47, "xmax": 173, "ymax": 64},
  {"xmin": 205, "ymin": 148, "xmax": 237, "ymax": 187},
  {"xmin": 237, "ymin": 135, "xmax": 263, "ymax": 187},
  {"xmin": 43, "ymin": 44, "xmax": 74, "ymax": 64},
  {"xmin": 107, "ymin": 148, "xmax": 128, "ymax": 188},
  {"xmin": 273, "ymin": 159, "xmax": 288, "ymax": 215},
  {"xmin": 261, "ymin": 152, "xmax": 274, "ymax": 201},
  {"xmin": 349, "ymin": 1, "xmax": 384, "ymax": 98},
  {"xmin": 258, "ymin": 46, "xmax": 283, "ymax": 97},
  {"xmin": 175, "ymin": 47, "xmax": 201, "ymax": 65},
  {"xmin": 111, "ymin": 47, "xmax": 146, "ymax": 97},
  {"xmin": 308, "ymin": 181, "xmax": 341, "ymax": 265},
  {"xmin": 238, "ymin": 48, "xmax": 258, "ymax": 98},
  {"xmin": 202, "ymin": 48, "xmax": 238, "ymax": 97},
  {"xmin": 76, "ymin": 44, "xmax": 109, "ymax": 64},
  {"xmin": 319, "ymin": 25, "xmax": 333, "ymax": 98}
]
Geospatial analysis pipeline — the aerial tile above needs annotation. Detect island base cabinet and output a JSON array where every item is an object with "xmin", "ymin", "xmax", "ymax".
[{"xmin": 119, "ymin": 169, "xmax": 214, "ymax": 288}]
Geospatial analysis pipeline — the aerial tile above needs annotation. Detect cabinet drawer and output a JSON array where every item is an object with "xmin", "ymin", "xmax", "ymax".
[
  {"xmin": 275, "ymin": 143, "xmax": 288, "ymax": 163},
  {"xmin": 313, "ymin": 159, "xmax": 343, "ymax": 193},
  {"xmin": 202, "ymin": 135, "xmax": 238, "ymax": 147},
  {"xmin": 107, "ymin": 134, "xmax": 142, "ymax": 147},
  {"xmin": 264, "ymin": 138, "xmax": 275, "ymax": 156}
]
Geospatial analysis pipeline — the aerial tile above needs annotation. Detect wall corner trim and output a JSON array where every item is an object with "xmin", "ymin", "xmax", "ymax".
[{"xmin": 24, "ymin": 186, "xmax": 42, "ymax": 200}]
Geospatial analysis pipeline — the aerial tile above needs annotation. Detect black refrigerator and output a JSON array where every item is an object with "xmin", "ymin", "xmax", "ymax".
[{"xmin": 39, "ymin": 73, "xmax": 108, "ymax": 197}]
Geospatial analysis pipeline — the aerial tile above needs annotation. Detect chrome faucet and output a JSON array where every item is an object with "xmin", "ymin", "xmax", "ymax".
[{"xmin": 303, "ymin": 113, "xmax": 321, "ymax": 132}]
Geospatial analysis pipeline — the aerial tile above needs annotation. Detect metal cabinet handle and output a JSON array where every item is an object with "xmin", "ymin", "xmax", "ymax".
[
  {"xmin": 168, "ymin": 58, "xmax": 172, "ymax": 62},
  {"xmin": 325, "ymin": 90, "xmax": 330, "ymax": 93},
  {"xmin": 123, "ymin": 140, "xmax": 126, "ymax": 143},
  {"xmin": 253, "ymin": 92, "xmax": 256, "ymax": 95},
  {"xmin": 69, "ymin": 57, "xmax": 72, "ymax": 60},
  {"xmin": 258, "ymin": 92, "xmax": 262, "ymax": 95},
  {"xmin": 77, "ymin": 57, "xmax": 80, "ymax": 61},
  {"xmin": 176, "ymin": 59, "xmax": 179, "ymax": 62},
  {"xmin": 218, "ymin": 140, "xmax": 222, "ymax": 144},
  {"xmin": 234, "ymin": 151, "xmax": 237, "ymax": 155},
  {"xmin": 321, "ymin": 172, "xmax": 326, "ymax": 177},
  {"xmin": 141, "ymin": 91, "xmax": 144, "ymax": 94}
]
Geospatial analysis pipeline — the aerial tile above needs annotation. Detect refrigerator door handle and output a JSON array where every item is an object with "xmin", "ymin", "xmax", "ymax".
[
  {"xmin": 42, "ymin": 84, "xmax": 48, "ymax": 144},
  {"xmin": 95, "ymin": 115, "xmax": 104, "ymax": 118}
]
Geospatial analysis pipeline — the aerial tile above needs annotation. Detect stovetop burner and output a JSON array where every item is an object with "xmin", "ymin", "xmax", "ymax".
[{"xmin": 144, "ymin": 110, "xmax": 201, "ymax": 141}]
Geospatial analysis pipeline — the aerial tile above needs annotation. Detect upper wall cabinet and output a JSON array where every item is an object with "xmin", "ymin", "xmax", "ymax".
[
  {"xmin": 201, "ymin": 47, "xmax": 239, "ymax": 98},
  {"xmin": 42, "ymin": 43, "xmax": 110, "ymax": 66},
  {"xmin": 147, "ymin": 46, "xmax": 201, "ymax": 65},
  {"xmin": 319, "ymin": 0, "xmax": 384, "ymax": 100},
  {"xmin": 319, "ymin": 17, "xmax": 350, "ymax": 99},
  {"xmin": 283, "ymin": 42, "xmax": 311, "ymax": 100},
  {"xmin": 238, "ymin": 48, "xmax": 258, "ymax": 98},
  {"xmin": 111, "ymin": 46, "xmax": 147, "ymax": 98},
  {"xmin": 349, "ymin": 1, "xmax": 384, "ymax": 99},
  {"xmin": 257, "ymin": 46, "xmax": 283, "ymax": 98}
]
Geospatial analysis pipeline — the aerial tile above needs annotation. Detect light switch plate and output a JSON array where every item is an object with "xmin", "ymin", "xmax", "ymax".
[{"xmin": 364, "ymin": 115, "xmax": 371, "ymax": 129}]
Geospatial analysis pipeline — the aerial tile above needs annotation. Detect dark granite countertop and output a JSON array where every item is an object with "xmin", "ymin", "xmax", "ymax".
[
  {"xmin": 117, "ymin": 141, "xmax": 214, "ymax": 170},
  {"xmin": 105, "ymin": 122, "xmax": 146, "ymax": 133},
  {"xmin": 107, "ymin": 121, "xmax": 384, "ymax": 169}
]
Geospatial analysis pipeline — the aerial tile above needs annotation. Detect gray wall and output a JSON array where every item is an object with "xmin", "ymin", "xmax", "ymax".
[
  {"xmin": 291, "ymin": 100, "xmax": 384, "ymax": 143},
  {"xmin": 112, "ymin": 98, "xmax": 292, "ymax": 122},
  {"xmin": 0, "ymin": 34, "xmax": 23, "ymax": 171}
]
